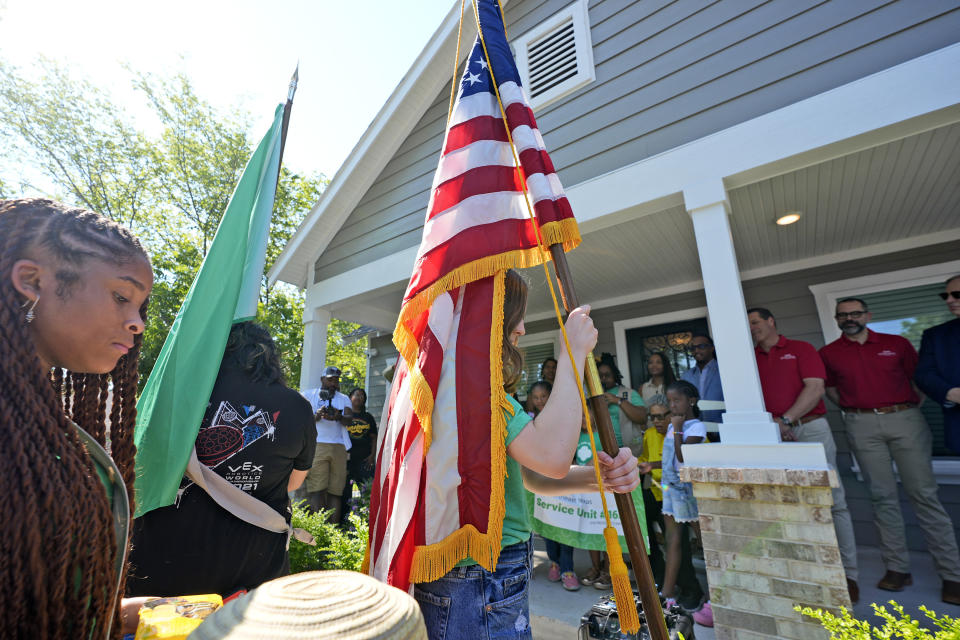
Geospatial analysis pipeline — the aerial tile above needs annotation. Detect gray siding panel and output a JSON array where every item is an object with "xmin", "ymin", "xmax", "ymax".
[
  {"xmin": 315, "ymin": 0, "xmax": 960, "ymax": 283},
  {"xmin": 365, "ymin": 334, "xmax": 400, "ymax": 429}
]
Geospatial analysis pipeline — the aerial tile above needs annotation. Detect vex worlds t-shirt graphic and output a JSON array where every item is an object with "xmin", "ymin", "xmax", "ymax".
[{"xmin": 178, "ymin": 400, "xmax": 279, "ymax": 503}]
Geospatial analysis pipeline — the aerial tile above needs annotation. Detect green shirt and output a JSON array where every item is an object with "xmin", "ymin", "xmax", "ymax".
[
  {"xmin": 574, "ymin": 431, "xmax": 595, "ymax": 466},
  {"xmin": 457, "ymin": 395, "xmax": 532, "ymax": 566},
  {"xmin": 70, "ymin": 423, "xmax": 129, "ymax": 640},
  {"xmin": 605, "ymin": 385, "xmax": 644, "ymax": 446}
]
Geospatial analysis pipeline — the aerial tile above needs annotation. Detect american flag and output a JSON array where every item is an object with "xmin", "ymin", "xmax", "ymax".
[{"xmin": 366, "ymin": 0, "xmax": 580, "ymax": 591}]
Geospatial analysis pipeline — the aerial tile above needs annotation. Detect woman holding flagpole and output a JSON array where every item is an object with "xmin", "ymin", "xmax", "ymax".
[
  {"xmin": 368, "ymin": 1, "xmax": 645, "ymax": 636},
  {"xmin": 410, "ymin": 270, "xmax": 641, "ymax": 639},
  {"xmin": 0, "ymin": 198, "xmax": 153, "ymax": 638}
]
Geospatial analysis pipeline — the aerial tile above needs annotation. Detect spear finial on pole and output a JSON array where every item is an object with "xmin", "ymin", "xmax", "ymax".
[
  {"xmin": 287, "ymin": 63, "xmax": 299, "ymax": 103},
  {"xmin": 277, "ymin": 63, "xmax": 299, "ymax": 184}
]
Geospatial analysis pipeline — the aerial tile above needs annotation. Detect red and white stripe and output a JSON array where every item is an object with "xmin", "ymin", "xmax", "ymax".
[
  {"xmin": 405, "ymin": 78, "xmax": 574, "ymax": 305},
  {"xmin": 368, "ymin": 282, "xmax": 498, "ymax": 592}
]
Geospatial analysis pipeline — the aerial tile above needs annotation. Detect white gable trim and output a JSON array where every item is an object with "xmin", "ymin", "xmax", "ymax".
[{"xmin": 269, "ymin": 2, "xmax": 499, "ymax": 288}]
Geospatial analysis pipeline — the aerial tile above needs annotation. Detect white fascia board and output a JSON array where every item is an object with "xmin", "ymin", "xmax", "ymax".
[
  {"xmin": 305, "ymin": 246, "xmax": 418, "ymax": 309},
  {"xmin": 300, "ymin": 42, "xmax": 960, "ymax": 305},
  {"xmin": 570, "ymin": 42, "xmax": 960, "ymax": 235}
]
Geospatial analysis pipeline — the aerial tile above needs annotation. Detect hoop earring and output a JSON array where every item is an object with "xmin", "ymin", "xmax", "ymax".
[{"xmin": 21, "ymin": 296, "xmax": 39, "ymax": 324}]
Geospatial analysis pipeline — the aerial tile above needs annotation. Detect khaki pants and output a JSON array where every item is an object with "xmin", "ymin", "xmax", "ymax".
[
  {"xmin": 305, "ymin": 443, "xmax": 347, "ymax": 496},
  {"xmin": 793, "ymin": 417, "xmax": 859, "ymax": 581},
  {"xmin": 845, "ymin": 408, "xmax": 960, "ymax": 580}
]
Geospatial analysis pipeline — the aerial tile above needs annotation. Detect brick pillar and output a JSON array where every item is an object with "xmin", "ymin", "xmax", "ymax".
[{"xmin": 679, "ymin": 466, "xmax": 850, "ymax": 640}]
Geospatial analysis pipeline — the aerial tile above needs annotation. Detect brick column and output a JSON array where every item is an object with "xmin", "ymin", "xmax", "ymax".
[{"xmin": 679, "ymin": 466, "xmax": 849, "ymax": 640}]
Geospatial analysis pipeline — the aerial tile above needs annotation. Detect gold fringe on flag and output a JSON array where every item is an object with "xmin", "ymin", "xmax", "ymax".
[
  {"xmin": 393, "ymin": 245, "xmax": 575, "ymax": 452},
  {"xmin": 407, "ymin": 270, "xmax": 510, "ymax": 583}
]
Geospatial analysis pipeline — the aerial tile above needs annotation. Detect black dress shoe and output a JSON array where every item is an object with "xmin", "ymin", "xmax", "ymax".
[
  {"xmin": 943, "ymin": 580, "xmax": 960, "ymax": 605},
  {"xmin": 877, "ymin": 570, "xmax": 912, "ymax": 592},
  {"xmin": 847, "ymin": 578, "xmax": 859, "ymax": 604}
]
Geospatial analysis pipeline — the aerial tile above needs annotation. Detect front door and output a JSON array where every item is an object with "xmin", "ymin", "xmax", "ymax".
[{"xmin": 625, "ymin": 318, "xmax": 710, "ymax": 391}]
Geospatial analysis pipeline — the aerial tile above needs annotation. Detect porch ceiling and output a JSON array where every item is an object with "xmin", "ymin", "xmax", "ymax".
[{"xmin": 331, "ymin": 123, "xmax": 960, "ymax": 326}]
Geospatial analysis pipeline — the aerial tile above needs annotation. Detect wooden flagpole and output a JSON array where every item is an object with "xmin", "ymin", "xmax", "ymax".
[{"xmin": 549, "ymin": 244, "xmax": 670, "ymax": 640}]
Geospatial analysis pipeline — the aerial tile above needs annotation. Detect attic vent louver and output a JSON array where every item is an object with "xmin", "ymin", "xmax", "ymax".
[
  {"xmin": 513, "ymin": 0, "xmax": 595, "ymax": 111},
  {"xmin": 528, "ymin": 19, "xmax": 578, "ymax": 98}
]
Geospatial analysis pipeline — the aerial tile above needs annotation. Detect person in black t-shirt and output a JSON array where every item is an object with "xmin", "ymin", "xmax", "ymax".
[
  {"xmin": 126, "ymin": 322, "xmax": 316, "ymax": 598},
  {"xmin": 341, "ymin": 388, "xmax": 377, "ymax": 520}
]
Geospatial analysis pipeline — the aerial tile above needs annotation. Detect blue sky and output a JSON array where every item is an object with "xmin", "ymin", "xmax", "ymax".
[{"xmin": 0, "ymin": 0, "xmax": 454, "ymax": 178}]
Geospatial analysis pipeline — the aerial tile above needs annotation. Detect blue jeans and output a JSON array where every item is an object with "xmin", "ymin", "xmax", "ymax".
[
  {"xmin": 413, "ymin": 537, "xmax": 533, "ymax": 640},
  {"xmin": 544, "ymin": 537, "xmax": 574, "ymax": 573}
]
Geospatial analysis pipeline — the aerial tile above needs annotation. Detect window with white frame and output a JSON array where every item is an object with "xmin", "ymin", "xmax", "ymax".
[
  {"xmin": 516, "ymin": 331, "xmax": 560, "ymax": 402},
  {"xmin": 513, "ymin": 0, "xmax": 595, "ymax": 110},
  {"xmin": 809, "ymin": 261, "xmax": 960, "ymax": 479}
]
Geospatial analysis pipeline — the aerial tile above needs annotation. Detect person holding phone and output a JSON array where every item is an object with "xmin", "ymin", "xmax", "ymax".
[
  {"xmin": 597, "ymin": 353, "xmax": 647, "ymax": 453},
  {"xmin": 302, "ymin": 366, "xmax": 353, "ymax": 522}
]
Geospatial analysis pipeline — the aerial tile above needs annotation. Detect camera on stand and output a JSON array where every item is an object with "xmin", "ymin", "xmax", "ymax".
[{"xmin": 578, "ymin": 592, "xmax": 694, "ymax": 640}]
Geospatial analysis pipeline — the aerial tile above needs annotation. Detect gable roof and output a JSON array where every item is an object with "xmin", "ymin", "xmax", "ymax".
[{"xmin": 270, "ymin": 1, "xmax": 500, "ymax": 288}]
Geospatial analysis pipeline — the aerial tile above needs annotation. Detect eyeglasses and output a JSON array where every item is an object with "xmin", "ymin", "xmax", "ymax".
[
  {"xmin": 835, "ymin": 311, "xmax": 866, "ymax": 320},
  {"xmin": 650, "ymin": 413, "xmax": 670, "ymax": 420},
  {"xmin": 940, "ymin": 292, "xmax": 960, "ymax": 301},
  {"xmin": 689, "ymin": 344, "xmax": 712, "ymax": 351}
]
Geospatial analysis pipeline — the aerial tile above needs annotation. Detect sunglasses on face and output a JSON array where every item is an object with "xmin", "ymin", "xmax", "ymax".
[
  {"xmin": 650, "ymin": 413, "xmax": 670, "ymax": 420},
  {"xmin": 835, "ymin": 311, "xmax": 866, "ymax": 320},
  {"xmin": 690, "ymin": 344, "xmax": 711, "ymax": 351},
  {"xmin": 940, "ymin": 291, "xmax": 960, "ymax": 301}
]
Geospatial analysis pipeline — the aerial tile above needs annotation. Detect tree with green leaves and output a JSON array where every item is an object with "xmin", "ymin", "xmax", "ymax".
[{"xmin": 0, "ymin": 57, "xmax": 366, "ymax": 389}]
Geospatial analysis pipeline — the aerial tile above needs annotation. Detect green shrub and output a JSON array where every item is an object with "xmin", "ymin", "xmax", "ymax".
[
  {"xmin": 796, "ymin": 601, "xmax": 960, "ymax": 639},
  {"xmin": 288, "ymin": 501, "xmax": 369, "ymax": 574}
]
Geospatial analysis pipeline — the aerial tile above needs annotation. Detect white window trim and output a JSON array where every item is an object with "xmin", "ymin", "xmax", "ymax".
[
  {"xmin": 518, "ymin": 329, "xmax": 561, "ymax": 355},
  {"xmin": 809, "ymin": 259, "xmax": 960, "ymax": 482},
  {"xmin": 808, "ymin": 260, "xmax": 960, "ymax": 344},
  {"xmin": 612, "ymin": 307, "xmax": 710, "ymax": 389},
  {"xmin": 513, "ymin": 0, "xmax": 595, "ymax": 111}
]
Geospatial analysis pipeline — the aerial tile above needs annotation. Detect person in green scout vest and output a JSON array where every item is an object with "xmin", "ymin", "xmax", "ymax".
[
  {"xmin": 0, "ymin": 198, "xmax": 154, "ymax": 639},
  {"xmin": 597, "ymin": 353, "xmax": 647, "ymax": 454}
]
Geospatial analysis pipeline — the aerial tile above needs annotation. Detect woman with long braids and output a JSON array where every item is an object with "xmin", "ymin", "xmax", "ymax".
[{"xmin": 0, "ymin": 198, "xmax": 153, "ymax": 638}]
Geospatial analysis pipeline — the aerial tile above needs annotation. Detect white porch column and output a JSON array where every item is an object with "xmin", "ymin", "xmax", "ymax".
[
  {"xmin": 300, "ymin": 306, "xmax": 331, "ymax": 391},
  {"xmin": 684, "ymin": 179, "xmax": 779, "ymax": 444},
  {"xmin": 681, "ymin": 179, "xmax": 827, "ymax": 467}
]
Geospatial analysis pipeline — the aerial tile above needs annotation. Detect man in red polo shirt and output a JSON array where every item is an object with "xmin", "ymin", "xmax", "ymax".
[
  {"xmin": 820, "ymin": 297, "xmax": 960, "ymax": 604},
  {"xmin": 748, "ymin": 307, "xmax": 859, "ymax": 603}
]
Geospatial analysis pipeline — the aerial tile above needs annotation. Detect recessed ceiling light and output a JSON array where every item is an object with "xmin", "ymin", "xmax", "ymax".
[{"xmin": 776, "ymin": 212, "xmax": 802, "ymax": 226}]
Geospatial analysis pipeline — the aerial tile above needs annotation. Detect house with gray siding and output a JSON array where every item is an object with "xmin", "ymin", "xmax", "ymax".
[{"xmin": 272, "ymin": 0, "xmax": 960, "ymax": 607}]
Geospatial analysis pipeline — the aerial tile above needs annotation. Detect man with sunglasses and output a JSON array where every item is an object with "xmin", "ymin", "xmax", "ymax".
[
  {"xmin": 820, "ymin": 297, "xmax": 960, "ymax": 604},
  {"xmin": 917, "ymin": 274, "xmax": 960, "ymax": 451},
  {"xmin": 680, "ymin": 333, "xmax": 724, "ymax": 424}
]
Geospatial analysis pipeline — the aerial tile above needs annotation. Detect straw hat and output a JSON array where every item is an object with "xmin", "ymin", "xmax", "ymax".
[{"xmin": 187, "ymin": 571, "xmax": 427, "ymax": 640}]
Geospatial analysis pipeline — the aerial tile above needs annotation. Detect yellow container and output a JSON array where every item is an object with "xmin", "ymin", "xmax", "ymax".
[{"xmin": 134, "ymin": 594, "xmax": 223, "ymax": 640}]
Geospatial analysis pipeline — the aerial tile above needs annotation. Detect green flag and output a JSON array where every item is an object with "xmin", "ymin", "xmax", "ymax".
[{"xmin": 134, "ymin": 105, "xmax": 284, "ymax": 517}]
